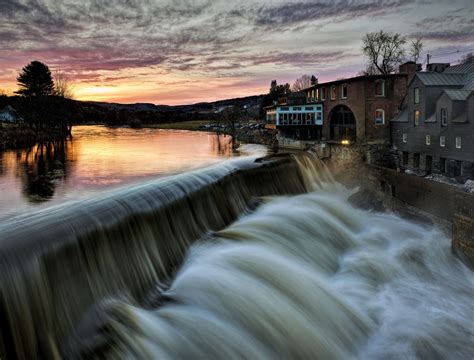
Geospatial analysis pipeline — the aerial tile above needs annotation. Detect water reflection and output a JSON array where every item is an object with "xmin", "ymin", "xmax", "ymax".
[{"xmin": 0, "ymin": 126, "xmax": 267, "ymax": 219}]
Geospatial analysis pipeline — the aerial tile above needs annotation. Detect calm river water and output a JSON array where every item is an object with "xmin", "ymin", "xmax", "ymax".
[{"xmin": 0, "ymin": 125, "xmax": 267, "ymax": 220}]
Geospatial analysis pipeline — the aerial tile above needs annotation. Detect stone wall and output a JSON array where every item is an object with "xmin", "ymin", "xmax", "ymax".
[
  {"xmin": 452, "ymin": 193, "xmax": 474, "ymax": 266},
  {"xmin": 323, "ymin": 142, "xmax": 474, "ymax": 266}
]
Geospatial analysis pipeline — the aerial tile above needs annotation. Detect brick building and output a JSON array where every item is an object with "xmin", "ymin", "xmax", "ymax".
[
  {"xmin": 391, "ymin": 62, "xmax": 474, "ymax": 181},
  {"xmin": 304, "ymin": 62, "xmax": 417, "ymax": 143}
]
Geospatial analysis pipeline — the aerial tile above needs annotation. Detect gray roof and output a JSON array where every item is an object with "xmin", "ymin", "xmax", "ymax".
[
  {"xmin": 390, "ymin": 109, "xmax": 408, "ymax": 122},
  {"xmin": 416, "ymin": 72, "xmax": 465, "ymax": 86},
  {"xmin": 443, "ymin": 89, "xmax": 472, "ymax": 101},
  {"xmin": 443, "ymin": 62, "xmax": 474, "ymax": 74},
  {"xmin": 463, "ymin": 72, "xmax": 474, "ymax": 90}
]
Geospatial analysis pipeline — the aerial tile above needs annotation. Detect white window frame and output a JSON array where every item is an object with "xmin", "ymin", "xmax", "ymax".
[
  {"xmin": 425, "ymin": 135, "xmax": 431, "ymax": 145},
  {"xmin": 456, "ymin": 137, "xmax": 461, "ymax": 149},
  {"xmin": 330, "ymin": 86, "xmax": 336, "ymax": 100},
  {"xmin": 316, "ymin": 88, "xmax": 320, "ymax": 100},
  {"xmin": 375, "ymin": 80, "xmax": 385, "ymax": 97},
  {"xmin": 440, "ymin": 136, "xmax": 445, "ymax": 147},
  {"xmin": 402, "ymin": 133, "xmax": 407, "ymax": 143},
  {"xmin": 341, "ymin": 84, "xmax": 348, "ymax": 99},
  {"xmin": 414, "ymin": 87, "xmax": 420, "ymax": 104},
  {"xmin": 441, "ymin": 107, "xmax": 447, "ymax": 126},
  {"xmin": 375, "ymin": 109, "xmax": 385, "ymax": 125}
]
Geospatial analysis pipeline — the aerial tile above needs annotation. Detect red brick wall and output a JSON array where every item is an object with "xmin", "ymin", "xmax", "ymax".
[{"xmin": 318, "ymin": 75, "xmax": 408, "ymax": 143}]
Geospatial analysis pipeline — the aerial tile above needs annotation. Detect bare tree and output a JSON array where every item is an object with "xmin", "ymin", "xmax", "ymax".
[
  {"xmin": 53, "ymin": 70, "xmax": 75, "ymax": 99},
  {"xmin": 409, "ymin": 37, "xmax": 423, "ymax": 63},
  {"xmin": 362, "ymin": 31, "xmax": 407, "ymax": 74},
  {"xmin": 460, "ymin": 52, "xmax": 474, "ymax": 64},
  {"xmin": 292, "ymin": 75, "xmax": 313, "ymax": 92},
  {"xmin": 357, "ymin": 64, "xmax": 379, "ymax": 76}
]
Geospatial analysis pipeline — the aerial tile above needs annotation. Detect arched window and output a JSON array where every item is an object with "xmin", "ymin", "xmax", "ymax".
[
  {"xmin": 375, "ymin": 109, "xmax": 385, "ymax": 125},
  {"xmin": 375, "ymin": 80, "xmax": 385, "ymax": 97}
]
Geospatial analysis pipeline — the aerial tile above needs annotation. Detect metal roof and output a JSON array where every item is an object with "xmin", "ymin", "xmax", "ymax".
[
  {"xmin": 415, "ymin": 72, "xmax": 465, "ymax": 86},
  {"xmin": 443, "ymin": 89, "xmax": 472, "ymax": 101},
  {"xmin": 463, "ymin": 72, "xmax": 474, "ymax": 90},
  {"xmin": 390, "ymin": 109, "xmax": 408, "ymax": 122},
  {"xmin": 443, "ymin": 62, "xmax": 474, "ymax": 74}
]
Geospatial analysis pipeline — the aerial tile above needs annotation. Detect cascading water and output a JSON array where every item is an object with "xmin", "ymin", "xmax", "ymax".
[{"xmin": 1, "ymin": 153, "xmax": 473, "ymax": 359}]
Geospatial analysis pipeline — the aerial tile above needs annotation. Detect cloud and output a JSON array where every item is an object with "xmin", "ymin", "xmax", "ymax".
[
  {"xmin": 0, "ymin": 0, "xmax": 473, "ymax": 104},
  {"xmin": 253, "ymin": 0, "xmax": 415, "ymax": 30}
]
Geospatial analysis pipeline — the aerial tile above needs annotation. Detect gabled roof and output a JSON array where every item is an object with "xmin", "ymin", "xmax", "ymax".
[
  {"xmin": 463, "ymin": 72, "xmax": 474, "ymax": 90},
  {"xmin": 443, "ymin": 89, "xmax": 472, "ymax": 101},
  {"xmin": 390, "ymin": 108, "xmax": 408, "ymax": 122},
  {"xmin": 415, "ymin": 72, "xmax": 465, "ymax": 86},
  {"xmin": 443, "ymin": 62, "xmax": 474, "ymax": 74},
  {"xmin": 0, "ymin": 105, "xmax": 15, "ymax": 113}
]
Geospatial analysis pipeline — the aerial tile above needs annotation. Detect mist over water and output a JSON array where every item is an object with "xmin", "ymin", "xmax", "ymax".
[
  {"xmin": 1, "ymin": 152, "xmax": 472, "ymax": 359},
  {"xmin": 79, "ymin": 162, "xmax": 473, "ymax": 359}
]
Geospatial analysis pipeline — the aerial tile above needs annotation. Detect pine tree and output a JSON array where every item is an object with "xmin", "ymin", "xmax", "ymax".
[{"xmin": 16, "ymin": 61, "xmax": 55, "ymax": 96}]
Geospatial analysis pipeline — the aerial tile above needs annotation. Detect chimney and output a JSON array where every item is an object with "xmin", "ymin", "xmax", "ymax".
[
  {"xmin": 426, "ymin": 63, "xmax": 450, "ymax": 73},
  {"xmin": 399, "ymin": 61, "xmax": 419, "ymax": 84}
]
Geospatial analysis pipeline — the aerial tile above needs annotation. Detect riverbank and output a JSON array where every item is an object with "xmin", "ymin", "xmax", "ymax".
[
  {"xmin": 0, "ymin": 124, "xmax": 71, "ymax": 150},
  {"xmin": 148, "ymin": 120, "xmax": 278, "ymax": 148}
]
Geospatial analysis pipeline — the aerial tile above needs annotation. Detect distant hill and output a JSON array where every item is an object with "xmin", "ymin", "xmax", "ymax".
[
  {"xmin": 82, "ymin": 94, "xmax": 265, "ymax": 114},
  {"xmin": 0, "ymin": 93, "xmax": 266, "ymax": 126}
]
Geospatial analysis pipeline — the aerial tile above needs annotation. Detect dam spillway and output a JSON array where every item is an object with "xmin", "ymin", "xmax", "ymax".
[{"xmin": 0, "ymin": 153, "xmax": 473, "ymax": 359}]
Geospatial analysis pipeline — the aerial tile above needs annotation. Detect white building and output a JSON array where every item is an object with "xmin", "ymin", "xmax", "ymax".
[{"xmin": 0, "ymin": 105, "xmax": 18, "ymax": 123}]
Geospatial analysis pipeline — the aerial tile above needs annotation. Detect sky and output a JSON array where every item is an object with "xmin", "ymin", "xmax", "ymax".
[{"xmin": 0, "ymin": 0, "xmax": 473, "ymax": 105}]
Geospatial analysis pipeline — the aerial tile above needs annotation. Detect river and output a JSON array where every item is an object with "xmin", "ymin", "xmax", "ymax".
[
  {"xmin": 0, "ymin": 138, "xmax": 472, "ymax": 359},
  {"xmin": 0, "ymin": 125, "xmax": 267, "ymax": 220}
]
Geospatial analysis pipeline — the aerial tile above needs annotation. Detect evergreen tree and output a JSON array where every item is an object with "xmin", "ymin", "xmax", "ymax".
[{"xmin": 16, "ymin": 61, "xmax": 55, "ymax": 96}]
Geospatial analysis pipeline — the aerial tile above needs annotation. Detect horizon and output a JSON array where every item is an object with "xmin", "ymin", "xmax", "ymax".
[{"xmin": 1, "ymin": 0, "xmax": 473, "ymax": 106}]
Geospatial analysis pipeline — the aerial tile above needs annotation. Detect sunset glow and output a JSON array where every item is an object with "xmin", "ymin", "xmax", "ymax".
[{"xmin": 1, "ymin": 0, "xmax": 473, "ymax": 105}]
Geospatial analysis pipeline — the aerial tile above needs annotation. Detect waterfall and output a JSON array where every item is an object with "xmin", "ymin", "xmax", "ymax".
[
  {"xmin": 1, "ymin": 152, "xmax": 473, "ymax": 359},
  {"xmin": 0, "ymin": 153, "xmax": 317, "ymax": 359}
]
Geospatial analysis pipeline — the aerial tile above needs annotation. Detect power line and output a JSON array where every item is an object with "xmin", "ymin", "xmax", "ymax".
[
  {"xmin": 430, "ymin": 48, "xmax": 474, "ymax": 58},
  {"xmin": 423, "ymin": 48, "xmax": 474, "ymax": 65}
]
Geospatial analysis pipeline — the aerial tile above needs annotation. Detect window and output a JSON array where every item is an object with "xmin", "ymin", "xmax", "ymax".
[
  {"xmin": 426, "ymin": 155, "xmax": 432, "ymax": 174},
  {"xmin": 413, "ymin": 153, "xmax": 420, "ymax": 168},
  {"xmin": 402, "ymin": 133, "xmax": 407, "ymax": 143},
  {"xmin": 456, "ymin": 137, "xmax": 461, "ymax": 149},
  {"xmin": 375, "ymin": 109, "xmax": 385, "ymax": 125},
  {"xmin": 375, "ymin": 80, "xmax": 385, "ymax": 97},
  {"xmin": 321, "ymin": 87, "xmax": 326, "ymax": 100},
  {"xmin": 414, "ymin": 110, "xmax": 420, "ymax": 126},
  {"xmin": 341, "ymin": 84, "xmax": 348, "ymax": 99},
  {"xmin": 440, "ymin": 136, "xmax": 445, "ymax": 147},
  {"xmin": 426, "ymin": 135, "xmax": 431, "ymax": 145},
  {"xmin": 454, "ymin": 161, "xmax": 462, "ymax": 177},
  {"xmin": 331, "ymin": 86, "xmax": 336, "ymax": 100},
  {"xmin": 440, "ymin": 158, "xmax": 446, "ymax": 173},
  {"xmin": 440, "ymin": 108, "xmax": 447, "ymax": 126},
  {"xmin": 316, "ymin": 88, "xmax": 320, "ymax": 100},
  {"xmin": 280, "ymin": 107, "xmax": 289, "ymax": 111},
  {"xmin": 414, "ymin": 87, "xmax": 420, "ymax": 104},
  {"xmin": 305, "ymin": 107, "xmax": 314, "ymax": 110},
  {"xmin": 293, "ymin": 107, "xmax": 301, "ymax": 111},
  {"xmin": 402, "ymin": 152, "xmax": 409, "ymax": 165}
]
